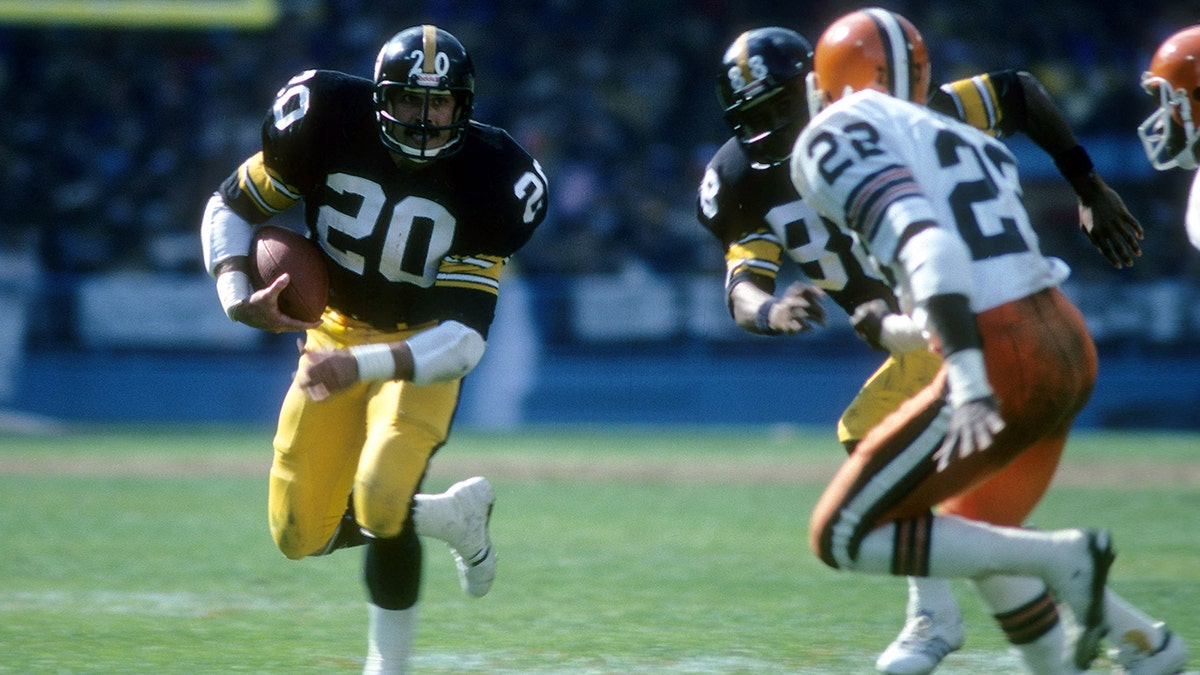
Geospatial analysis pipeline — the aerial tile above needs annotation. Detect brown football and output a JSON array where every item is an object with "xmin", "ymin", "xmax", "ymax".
[{"xmin": 249, "ymin": 226, "xmax": 330, "ymax": 323}]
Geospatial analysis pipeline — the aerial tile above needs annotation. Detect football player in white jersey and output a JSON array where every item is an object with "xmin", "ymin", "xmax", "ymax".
[
  {"xmin": 703, "ymin": 9, "xmax": 1180, "ymax": 674},
  {"xmin": 1139, "ymin": 24, "xmax": 1200, "ymax": 252},
  {"xmin": 801, "ymin": 10, "xmax": 1188, "ymax": 675},
  {"xmin": 787, "ymin": 9, "xmax": 1128, "ymax": 673}
]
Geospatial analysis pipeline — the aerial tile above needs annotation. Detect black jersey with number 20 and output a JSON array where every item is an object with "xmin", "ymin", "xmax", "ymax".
[{"xmin": 218, "ymin": 69, "xmax": 549, "ymax": 335}]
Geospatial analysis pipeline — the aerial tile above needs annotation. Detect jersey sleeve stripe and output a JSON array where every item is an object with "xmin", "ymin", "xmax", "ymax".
[
  {"xmin": 238, "ymin": 152, "xmax": 301, "ymax": 216},
  {"xmin": 436, "ymin": 274, "xmax": 501, "ymax": 293},
  {"xmin": 735, "ymin": 231, "xmax": 783, "ymax": 247},
  {"xmin": 726, "ymin": 231, "xmax": 783, "ymax": 284},
  {"xmin": 435, "ymin": 255, "xmax": 505, "ymax": 294},
  {"xmin": 940, "ymin": 75, "xmax": 999, "ymax": 132},
  {"xmin": 729, "ymin": 257, "xmax": 781, "ymax": 278},
  {"xmin": 844, "ymin": 164, "xmax": 924, "ymax": 240},
  {"xmin": 728, "ymin": 234, "xmax": 783, "ymax": 262}
]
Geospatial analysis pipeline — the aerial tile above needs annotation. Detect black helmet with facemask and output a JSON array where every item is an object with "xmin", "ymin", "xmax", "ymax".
[
  {"xmin": 716, "ymin": 27, "xmax": 814, "ymax": 168},
  {"xmin": 374, "ymin": 25, "xmax": 475, "ymax": 160}
]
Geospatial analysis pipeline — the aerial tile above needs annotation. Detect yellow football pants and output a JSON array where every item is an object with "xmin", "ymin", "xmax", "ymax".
[
  {"xmin": 268, "ymin": 315, "xmax": 460, "ymax": 560},
  {"xmin": 837, "ymin": 349, "xmax": 943, "ymax": 445}
]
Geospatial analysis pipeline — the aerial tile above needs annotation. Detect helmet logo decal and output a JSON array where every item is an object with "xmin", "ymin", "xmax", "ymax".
[
  {"xmin": 407, "ymin": 24, "xmax": 450, "ymax": 87},
  {"xmin": 727, "ymin": 34, "xmax": 770, "ymax": 99},
  {"xmin": 407, "ymin": 50, "xmax": 451, "ymax": 87}
]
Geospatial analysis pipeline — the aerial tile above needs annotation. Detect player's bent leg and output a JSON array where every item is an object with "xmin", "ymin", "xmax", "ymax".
[
  {"xmin": 837, "ymin": 351, "xmax": 956, "ymax": 674},
  {"xmin": 268, "ymin": 359, "xmax": 366, "ymax": 559},
  {"xmin": 829, "ymin": 514, "xmax": 1114, "ymax": 672}
]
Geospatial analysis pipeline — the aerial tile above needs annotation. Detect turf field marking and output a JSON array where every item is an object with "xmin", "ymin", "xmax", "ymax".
[{"xmin": 0, "ymin": 590, "xmax": 285, "ymax": 617}]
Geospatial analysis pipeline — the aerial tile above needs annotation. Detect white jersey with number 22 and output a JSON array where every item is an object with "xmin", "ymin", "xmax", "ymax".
[{"xmin": 789, "ymin": 89, "xmax": 1068, "ymax": 316}]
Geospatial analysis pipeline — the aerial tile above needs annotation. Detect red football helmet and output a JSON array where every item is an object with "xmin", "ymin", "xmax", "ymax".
[
  {"xmin": 1139, "ymin": 25, "xmax": 1200, "ymax": 170},
  {"xmin": 810, "ymin": 7, "xmax": 930, "ymax": 111}
]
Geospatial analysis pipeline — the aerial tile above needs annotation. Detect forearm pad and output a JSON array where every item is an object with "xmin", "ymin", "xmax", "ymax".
[
  {"xmin": 407, "ymin": 321, "xmax": 486, "ymax": 385},
  {"xmin": 201, "ymin": 193, "xmax": 255, "ymax": 277}
]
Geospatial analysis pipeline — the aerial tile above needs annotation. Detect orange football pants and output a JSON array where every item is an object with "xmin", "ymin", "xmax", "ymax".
[{"xmin": 811, "ymin": 288, "xmax": 1097, "ymax": 563}]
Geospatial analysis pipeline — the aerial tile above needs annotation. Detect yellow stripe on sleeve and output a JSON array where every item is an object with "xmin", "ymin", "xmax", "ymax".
[
  {"xmin": 942, "ymin": 74, "xmax": 1002, "ymax": 134},
  {"xmin": 435, "ymin": 254, "xmax": 506, "ymax": 295},
  {"xmin": 726, "ymin": 233, "xmax": 783, "ymax": 281},
  {"xmin": 238, "ymin": 152, "xmax": 301, "ymax": 216}
]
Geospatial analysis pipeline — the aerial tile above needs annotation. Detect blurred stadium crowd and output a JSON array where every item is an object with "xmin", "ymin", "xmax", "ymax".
[{"xmin": 2, "ymin": 0, "xmax": 1199, "ymax": 347}]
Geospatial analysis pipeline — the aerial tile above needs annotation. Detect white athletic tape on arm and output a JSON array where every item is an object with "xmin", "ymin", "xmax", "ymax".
[
  {"xmin": 216, "ymin": 270, "xmax": 253, "ymax": 321},
  {"xmin": 943, "ymin": 348, "xmax": 993, "ymax": 408},
  {"xmin": 879, "ymin": 313, "xmax": 928, "ymax": 354},
  {"xmin": 406, "ymin": 321, "xmax": 486, "ymax": 385},
  {"xmin": 201, "ymin": 193, "xmax": 255, "ymax": 276},
  {"xmin": 349, "ymin": 343, "xmax": 396, "ymax": 381}
]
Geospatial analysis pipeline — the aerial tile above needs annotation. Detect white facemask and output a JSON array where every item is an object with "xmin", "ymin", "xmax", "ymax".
[{"xmin": 1138, "ymin": 72, "xmax": 1200, "ymax": 171}]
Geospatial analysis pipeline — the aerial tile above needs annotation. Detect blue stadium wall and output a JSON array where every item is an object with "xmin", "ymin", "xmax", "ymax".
[
  {"xmin": 8, "ymin": 251, "xmax": 1200, "ymax": 431},
  {"xmin": 12, "ymin": 340, "xmax": 1200, "ymax": 431}
]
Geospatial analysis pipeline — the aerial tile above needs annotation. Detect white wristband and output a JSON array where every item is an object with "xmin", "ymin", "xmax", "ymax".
[
  {"xmin": 943, "ymin": 348, "xmax": 993, "ymax": 408},
  {"xmin": 349, "ymin": 343, "xmax": 396, "ymax": 381},
  {"xmin": 216, "ymin": 270, "xmax": 253, "ymax": 321}
]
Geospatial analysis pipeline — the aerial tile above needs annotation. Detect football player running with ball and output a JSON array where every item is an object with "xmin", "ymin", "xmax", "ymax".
[
  {"xmin": 699, "ymin": 12, "xmax": 1180, "ymax": 675},
  {"xmin": 1140, "ymin": 24, "xmax": 1200, "ymax": 254},
  {"xmin": 200, "ymin": 25, "xmax": 548, "ymax": 674}
]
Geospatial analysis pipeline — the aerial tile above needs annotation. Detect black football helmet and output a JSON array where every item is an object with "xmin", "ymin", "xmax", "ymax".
[
  {"xmin": 717, "ymin": 27, "xmax": 814, "ymax": 168},
  {"xmin": 374, "ymin": 25, "xmax": 475, "ymax": 160}
]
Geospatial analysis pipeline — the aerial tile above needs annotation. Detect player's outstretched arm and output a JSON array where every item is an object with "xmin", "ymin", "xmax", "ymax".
[
  {"xmin": 1014, "ymin": 71, "xmax": 1143, "ymax": 268},
  {"xmin": 1072, "ymin": 174, "xmax": 1143, "ymax": 269},
  {"xmin": 729, "ymin": 280, "xmax": 826, "ymax": 335}
]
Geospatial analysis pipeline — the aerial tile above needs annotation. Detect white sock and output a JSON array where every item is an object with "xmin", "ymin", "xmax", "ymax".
[
  {"xmin": 906, "ymin": 576, "xmax": 959, "ymax": 619},
  {"xmin": 975, "ymin": 575, "xmax": 1076, "ymax": 674},
  {"xmin": 412, "ymin": 490, "xmax": 457, "ymax": 543},
  {"xmin": 1105, "ymin": 590, "xmax": 1167, "ymax": 657},
  {"xmin": 851, "ymin": 515, "xmax": 1082, "ymax": 583},
  {"xmin": 364, "ymin": 604, "xmax": 415, "ymax": 675}
]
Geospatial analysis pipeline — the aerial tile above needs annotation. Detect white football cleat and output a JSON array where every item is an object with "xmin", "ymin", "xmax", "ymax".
[
  {"xmin": 876, "ymin": 610, "xmax": 964, "ymax": 675},
  {"xmin": 1114, "ymin": 625, "xmax": 1189, "ymax": 675},
  {"xmin": 442, "ymin": 476, "xmax": 496, "ymax": 598},
  {"xmin": 1052, "ymin": 529, "xmax": 1115, "ymax": 671}
]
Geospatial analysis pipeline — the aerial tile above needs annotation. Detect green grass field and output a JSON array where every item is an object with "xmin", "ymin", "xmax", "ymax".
[{"xmin": 0, "ymin": 425, "xmax": 1196, "ymax": 673}]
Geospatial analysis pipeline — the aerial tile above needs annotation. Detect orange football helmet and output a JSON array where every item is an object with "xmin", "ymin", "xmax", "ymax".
[
  {"xmin": 1138, "ymin": 25, "xmax": 1200, "ymax": 170},
  {"xmin": 810, "ymin": 7, "xmax": 930, "ymax": 111}
]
